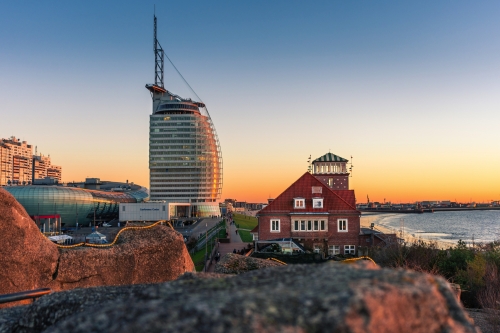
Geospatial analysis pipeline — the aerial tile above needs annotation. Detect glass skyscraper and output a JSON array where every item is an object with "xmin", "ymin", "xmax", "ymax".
[{"xmin": 146, "ymin": 16, "xmax": 222, "ymax": 218}]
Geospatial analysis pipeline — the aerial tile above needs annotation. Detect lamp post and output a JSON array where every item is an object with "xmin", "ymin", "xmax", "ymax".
[{"xmin": 204, "ymin": 222, "xmax": 208, "ymax": 272}]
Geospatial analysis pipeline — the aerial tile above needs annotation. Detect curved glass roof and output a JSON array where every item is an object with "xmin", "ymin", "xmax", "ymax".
[{"xmin": 4, "ymin": 185, "xmax": 149, "ymax": 227}]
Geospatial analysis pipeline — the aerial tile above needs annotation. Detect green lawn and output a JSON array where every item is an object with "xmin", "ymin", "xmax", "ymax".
[
  {"xmin": 232, "ymin": 213, "xmax": 258, "ymax": 230},
  {"xmin": 190, "ymin": 226, "xmax": 227, "ymax": 272},
  {"xmin": 238, "ymin": 229, "xmax": 253, "ymax": 242}
]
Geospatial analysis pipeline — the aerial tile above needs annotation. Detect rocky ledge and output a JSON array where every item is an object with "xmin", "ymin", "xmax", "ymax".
[
  {"xmin": 0, "ymin": 188, "xmax": 194, "ymax": 308},
  {"xmin": 0, "ymin": 261, "xmax": 479, "ymax": 333},
  {"xmin": 214, "ymin": 253, "xmax": 283, "ymax": 274}
]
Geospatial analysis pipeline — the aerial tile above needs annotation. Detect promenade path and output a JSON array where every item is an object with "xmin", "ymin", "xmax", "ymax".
[{"xmin": 207, "ymin": 221, "xmax": 251, "ymax": 272}]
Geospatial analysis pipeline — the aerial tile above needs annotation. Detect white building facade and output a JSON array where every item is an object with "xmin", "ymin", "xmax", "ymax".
[{"xmin": 119, "ymin": 202, "xmax": 173, "ymax": 222}]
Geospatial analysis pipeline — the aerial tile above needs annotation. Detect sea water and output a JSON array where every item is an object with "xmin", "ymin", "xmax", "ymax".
[{"xmin": 367, "ymin": 210, "xmax": 500, "ymax": 245}]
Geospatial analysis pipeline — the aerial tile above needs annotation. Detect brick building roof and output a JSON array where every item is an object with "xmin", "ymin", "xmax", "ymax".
[
  {"xmin": 258, "ymin": 172, "xmax": 357, "ymax": 214},
  {"xmin": 312, "ymin": 152, "xmax": 348, "ymax": 163}
]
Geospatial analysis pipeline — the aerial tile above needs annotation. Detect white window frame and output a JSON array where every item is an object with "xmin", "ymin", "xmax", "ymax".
[
  {"xmin": 320, "ymin": 220, "xmax": 326, "ymax": 230},
  {"xmin": 344, "ymin": 245, "xmax": 355, "ymax": 255},
  {"xmin": 338, "ymin": 219, "xmax": 348, "ymax": 232},
  {"xmin": 294, "ymin": 198, "xmax": 305, "ymax": 209},
  {"xmin": 292, "ymin": 219, "xmax": 327, "ymax": 231},
  {"xmin": 312, "ymin": 198, "xmax": 323, "ymax": 209},
  {"xmin": 314, "ymin": 245, "xmax": 321, "ymax": 253},
  {"xmin": 329, "ymin": 245, "xmax": 340, "ymax": 255},
  {"xmin": 271, "ymin": 219, "xmax": 280, "ymax": 232}
]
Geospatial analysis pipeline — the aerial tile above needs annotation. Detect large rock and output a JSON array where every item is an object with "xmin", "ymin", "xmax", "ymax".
[
  {"xmin": 0, "ymin": 189, "xmax": 194, "ymax": 305},
  {"xmin": 0, "ymin": 262, "xmax": 479, "ymax": 333},
  {"xmin": 0, "ymin": 189, "xmax": 59, "ymax": 303},
  {"xmin": 214, "ymin": 253, "xmax": 283, "ymax": 274},
  {"xmin": 49, "ymin": 226, "xmax": 195, "ymax": 290}
]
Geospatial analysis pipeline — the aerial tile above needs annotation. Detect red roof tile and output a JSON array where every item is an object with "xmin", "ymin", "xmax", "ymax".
[{"xmin": 259, "ymin": 172, "xmax": 358, "ymax": 214}]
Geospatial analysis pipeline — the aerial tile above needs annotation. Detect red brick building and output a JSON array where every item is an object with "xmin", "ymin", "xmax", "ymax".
[{"xmin": 256, "ymin": 153, "xmax": 397, "ymax": 256}]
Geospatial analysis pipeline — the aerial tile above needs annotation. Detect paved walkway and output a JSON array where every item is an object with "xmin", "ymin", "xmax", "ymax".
[{"xmin": 207, "ymin": 221, "xmax": 251, "ymax": 272}]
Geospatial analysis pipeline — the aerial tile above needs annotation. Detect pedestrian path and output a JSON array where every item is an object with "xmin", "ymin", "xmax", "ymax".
[{"xmin": 207, "ymin": 220, "xmax": 251, "ymax": 272}]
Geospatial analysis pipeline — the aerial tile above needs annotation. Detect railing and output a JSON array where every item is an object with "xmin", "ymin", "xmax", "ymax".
[
  {"xmin": 0, "ymin": 288, "xmax": 51, "ymax": 305},
  {"xmin": 51, "ymin": 220, "xmax": 171, "ymax": 249}
]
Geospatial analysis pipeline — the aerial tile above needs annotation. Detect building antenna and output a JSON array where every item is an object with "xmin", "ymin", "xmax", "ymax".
[{"xmin": 154, "ymin": 12, "xmax": 164, "ymax": 88}]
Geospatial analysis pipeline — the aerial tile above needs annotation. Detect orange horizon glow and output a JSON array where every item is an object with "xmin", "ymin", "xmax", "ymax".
[{"xmin": 60, "ymin": 147, "xmax": 500, "ymax": 205}]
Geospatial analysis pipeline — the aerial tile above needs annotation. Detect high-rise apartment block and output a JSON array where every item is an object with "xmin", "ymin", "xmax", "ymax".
[
  {"xmin": 33, "ymin": 154, "xmax": 62, "ymax": 182},
  {"xmin": 0, "ymin": 136, "xmax": 62, "ymax": 186}
]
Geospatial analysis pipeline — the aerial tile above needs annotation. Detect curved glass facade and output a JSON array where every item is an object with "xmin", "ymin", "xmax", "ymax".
[
  {"xmin": 4, "ymin": 185, "xmax": 148, "ymax": 227},
  {"xmin": 148, "ymin": 92, "xmax": 223, "ymax": 217}
]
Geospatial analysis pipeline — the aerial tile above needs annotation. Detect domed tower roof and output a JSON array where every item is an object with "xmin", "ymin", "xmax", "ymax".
[{"xmin": 312, "ymin": 152, "xmax": 348, "ymax": 163}]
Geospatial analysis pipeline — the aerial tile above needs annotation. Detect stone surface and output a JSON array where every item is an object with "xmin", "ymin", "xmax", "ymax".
[
  {"xmin": 0, "ymin": 188, "xmax": 59, "ymax": 307},
  {"xmin": 0, "ymin": 189, "xmax": 195, "ymax": 307},
  {"xmin": 0, "ymin": 261, "xmax": 480, "ymax": 333},
  {"xmin": 214, "ymin": 253, "xmax": 283, "ymax": 274},
  {"xmin": 49, "ymin": 225, "xmax": 195, "ymax": 291},
  {"xmin": 466, "ymin": 309, "xmax": 500, "ymax": 333}
]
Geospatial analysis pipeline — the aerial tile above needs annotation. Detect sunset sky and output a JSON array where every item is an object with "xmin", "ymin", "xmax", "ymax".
[{"xmin": 1, "ymin": 1, "xmax": 499, "ymax": 204}]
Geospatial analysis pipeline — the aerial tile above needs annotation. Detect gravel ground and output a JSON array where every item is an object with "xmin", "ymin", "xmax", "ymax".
[{"xmin": 467, "ymin": 309, "xmax": 500, "ymax": 333}]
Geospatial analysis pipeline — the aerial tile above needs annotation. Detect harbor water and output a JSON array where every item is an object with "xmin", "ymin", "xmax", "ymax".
[{"xmin": 366, "ymin": 210, "xmax": 500, "ymax": 246}]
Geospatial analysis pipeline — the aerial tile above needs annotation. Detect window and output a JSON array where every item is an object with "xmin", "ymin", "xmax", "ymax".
[
  {"xmin": 328, "ymin": 178, "xmax": 333, "ymax": 186},
  {"xmin": 271, "ymin": 219, "xmax": 280, "ymax": 232},
  {"xmin": 329, "ymin": 245, "xmax": 340, "ymax": 255},
  {"xmin": 312, "ymin": 198, "xmax": 323, "ymax": 208},
  {"xmin": 294, "ymin": 198, "xmax": 305, "ymax": 209},
  {"xmin": 314, "ymin": 245, "xmax": 321, "ymax": 253},
  {"xmin": 293, "ymin": 219, "xmax": 326, "ymax": 231},
  {"xmin": 122, "ymin": 206, "xmax": 125, "ymax": 211},
  {"xmin": 338, "ymin": 219, "xmax": 348, "ymax": 232},
  {"xmin": 344, "ymin": 245, "xmax": 355, "ymax": 255},
  {"xmin": 162, "ymin": 205, "xmax": 166, "ymax": 211}
]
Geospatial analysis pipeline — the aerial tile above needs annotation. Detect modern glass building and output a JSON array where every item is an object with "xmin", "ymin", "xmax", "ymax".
[
  {"xmin": 145, "ymin": 16, "xmax": 222, "ymax": 218},
  {"xmin": 4, "ymin": 184, "xmax": 148, "ymax": 227},
  {"xmin": 147, "ymin": 91, "xmax": 223, "ymax": 217}
]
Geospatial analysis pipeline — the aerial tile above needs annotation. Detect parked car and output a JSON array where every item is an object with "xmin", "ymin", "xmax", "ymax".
[{"xmin": 102, "ymin": 223, "xmax": 112, "ymax": 227}]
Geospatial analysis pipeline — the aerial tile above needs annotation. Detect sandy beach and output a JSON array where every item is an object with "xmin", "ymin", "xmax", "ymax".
[{"xmin": 360, "ymin": 212, "xmax": 456, "ymax": 249}]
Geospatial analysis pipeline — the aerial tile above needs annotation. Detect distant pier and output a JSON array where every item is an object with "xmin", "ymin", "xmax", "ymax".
[{"xmin": 359, "ymin": 207, "xmax": 500, "ymax": 214}]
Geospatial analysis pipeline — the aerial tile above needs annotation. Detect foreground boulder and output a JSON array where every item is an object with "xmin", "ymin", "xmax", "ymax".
[
  {"xmin": 0, "ymin": 189, "xmax": 59, "ymax": 303},
  {"xmin": 49, "ymin": 225, "xmax": 195, "ymax": 291},
  {"xmin": 214, "ymin": 253, "xmax": 283, "ymax": 274},
  {"xmin": 0, "ymin": 262, "xmax": 479, "ymax": 333},
  {"xmin": 0, "ymin": 189, "xmax": 195, "ymax": 305}
]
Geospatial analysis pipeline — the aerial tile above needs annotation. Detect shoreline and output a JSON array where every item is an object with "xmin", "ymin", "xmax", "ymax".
[{"xmin": 360, "ymin": 212, "xmax": 456, "ymax": 250}]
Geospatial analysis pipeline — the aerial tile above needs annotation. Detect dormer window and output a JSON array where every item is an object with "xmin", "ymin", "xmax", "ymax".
[
  {"xmin": 312, "ymin": 198, "xmax": 323, "ymax": 208},
  {"xmin": 294, "ymin": 198, "xmax": 305, "ymax": 209}
]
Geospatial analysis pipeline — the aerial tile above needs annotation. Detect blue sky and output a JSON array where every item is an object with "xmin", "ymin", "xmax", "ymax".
[{"xmin": 1, "ymin": 1, "xmax": 499, "ymax": 202}]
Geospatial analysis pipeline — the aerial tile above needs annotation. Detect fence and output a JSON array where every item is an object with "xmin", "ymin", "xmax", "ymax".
[{"xmin": 0, "ymin": 288, "xmax": 51, "ymax": 305}]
